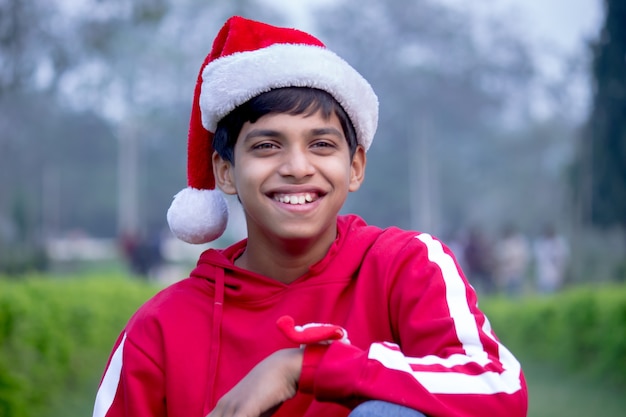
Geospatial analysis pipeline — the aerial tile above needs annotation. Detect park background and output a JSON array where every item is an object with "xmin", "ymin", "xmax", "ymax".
[{"xmin": 0, "ymin": 0, "xmax": 625, "ymax": 416}]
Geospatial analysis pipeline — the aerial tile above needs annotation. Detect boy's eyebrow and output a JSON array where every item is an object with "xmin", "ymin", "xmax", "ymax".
[
  {"xmin": 310, "ymin": 127, "xmax": 344, "ymax": 138},
  {"xmin": 242, "ymin": 127, "xmax": 344, "ymax": 142},
  {"xmin": 243, "ymin": 129, "xmax": 281, "ymax": 142}
]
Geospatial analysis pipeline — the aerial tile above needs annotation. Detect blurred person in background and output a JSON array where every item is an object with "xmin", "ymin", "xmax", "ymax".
[
  {"xmin": 533, "ymin": 224, "xmax": 569, "ymax": 294},
  {"xmin": 462, "ymin": 226, "xmax": 496, "ymax": 295},
  {"xmin": 494, "ymin": 224, "xmax": 530, "ymax": 298},
  {"xmin": 119, "ymin": 228, "xmax": 164, "ymax": 279}
]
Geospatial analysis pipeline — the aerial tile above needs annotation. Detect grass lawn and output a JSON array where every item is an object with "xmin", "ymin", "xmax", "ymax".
[{"xmin": 522, "ymin": 357, "xmax": 626, "ymax": 417}]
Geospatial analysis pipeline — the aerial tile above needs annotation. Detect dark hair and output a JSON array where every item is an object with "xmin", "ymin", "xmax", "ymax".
[{"xmin": 213, "ymin": 87, "xmax": 358, "ymax": 163}]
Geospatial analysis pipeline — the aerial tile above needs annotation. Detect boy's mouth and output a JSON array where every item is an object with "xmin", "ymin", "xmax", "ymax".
[{"xmin": 273, "ymin": 192, "xmax": 319, "ymax": 205}]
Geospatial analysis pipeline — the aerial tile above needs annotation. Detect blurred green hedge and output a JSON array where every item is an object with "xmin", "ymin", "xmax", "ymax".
[
  {"xmin": 482, "ymin": 285, "xmax": 626, "ymax": 389},
  {"xmin": 0, "ymin": 276, "xmax": 624, "ymax": 416},
  {"xmin": 0, "ymin": 274, "xmax": 158, "ymax": 417}
]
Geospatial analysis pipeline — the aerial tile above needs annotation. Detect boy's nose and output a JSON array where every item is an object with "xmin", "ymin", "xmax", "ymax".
[{"xmin": 278, "ymin": 148, "xmax": 315, "ymax": 179}]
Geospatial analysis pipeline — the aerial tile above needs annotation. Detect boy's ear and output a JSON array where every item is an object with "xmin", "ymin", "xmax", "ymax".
[
  {"xmin": 349, "ymin": 145, "xmax": 366, "ymax": 192},
  {"xmin": 213, "ymin": 151, "xmax": 238, "ymax": 195}
]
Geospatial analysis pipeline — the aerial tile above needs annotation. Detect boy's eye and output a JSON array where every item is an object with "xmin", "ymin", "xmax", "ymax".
[
  {"xmin": 311, "ymin": 140, "xmax": 335, "ymax": 149},
  {"xmin": 252, "ymin": 142, "xmax": 278, "ymax": 150}
]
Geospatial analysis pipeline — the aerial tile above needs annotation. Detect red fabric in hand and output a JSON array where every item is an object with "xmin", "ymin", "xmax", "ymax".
[{"xmin": 276, "ymin": 316, "xmax": 350, "ymax": 345}]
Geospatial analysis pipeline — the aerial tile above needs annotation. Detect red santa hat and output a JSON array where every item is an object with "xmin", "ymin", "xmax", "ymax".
[{"xmin": 167, "ymin": 16, "xmax": 378, "ymax": 244}]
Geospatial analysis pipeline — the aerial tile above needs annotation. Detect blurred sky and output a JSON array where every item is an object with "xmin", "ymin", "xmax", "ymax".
[
  {"xmin": 448, "ymin": 0, "xmax": 603, "ymax": 53},
  {"xmin": 453, "ymin": 0, "xmax": 604, "ymax": 119},
  {"xmin": 266, "ymin": 0, "xmax": 603, "ymax": 54}
]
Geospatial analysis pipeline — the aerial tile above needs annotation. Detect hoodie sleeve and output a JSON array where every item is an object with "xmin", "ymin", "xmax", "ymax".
[
  {"xmin": 92, "ymin": 327, "xmax": 166, "ymax": 417},
  {"xmin": 298, "ymin": 233, "xmax": 528, "ymax": 417}
]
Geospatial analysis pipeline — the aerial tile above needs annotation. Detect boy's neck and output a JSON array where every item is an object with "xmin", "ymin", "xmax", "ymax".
[{"xmin": 235, "ymin": 229, "xmax": 337, "ymax": 284}]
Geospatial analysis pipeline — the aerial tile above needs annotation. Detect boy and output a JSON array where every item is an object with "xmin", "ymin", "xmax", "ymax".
[{"xmin": 93, "ymin": 16, "xmax": 528, "ymax": 417}]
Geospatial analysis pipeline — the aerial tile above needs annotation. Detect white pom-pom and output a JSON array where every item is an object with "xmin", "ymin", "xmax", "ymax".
[{"xmin": 166, "ymin": 188, "xmax": 229, "ymax": 244}]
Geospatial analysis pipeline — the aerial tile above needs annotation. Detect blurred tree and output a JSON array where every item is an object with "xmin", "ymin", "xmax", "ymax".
[
  {"xmin": 0, "ymin": 0, "xmax": 172, "ymax": 274},
  {"xmin": 0, "ymin": 0, "xmax": 64, "ymax": 92},
  {"xmin": 579, "ymin": 0, "xmax": 626, "ymax": 231}
]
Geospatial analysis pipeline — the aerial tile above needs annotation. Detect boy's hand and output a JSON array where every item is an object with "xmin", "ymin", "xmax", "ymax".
[{"xmin": 206, "ymin": 348, "xmax": 303, "ymax": 417}]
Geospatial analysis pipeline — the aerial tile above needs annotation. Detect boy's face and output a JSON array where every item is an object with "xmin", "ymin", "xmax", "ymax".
[{"xmin": 213, "ymin": 110, "xmax": 366, "ymax": 243}]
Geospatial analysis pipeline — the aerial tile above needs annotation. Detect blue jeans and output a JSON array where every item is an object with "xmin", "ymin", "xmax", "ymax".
[{"xmin": 349, "ymin": 401, "xmax": 426, "ymax": 417}]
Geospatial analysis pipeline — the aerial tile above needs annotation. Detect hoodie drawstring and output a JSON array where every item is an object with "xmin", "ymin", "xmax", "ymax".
[{"xmin": 205, "ymin": 266, "xmax": 225, "ymax": 413}]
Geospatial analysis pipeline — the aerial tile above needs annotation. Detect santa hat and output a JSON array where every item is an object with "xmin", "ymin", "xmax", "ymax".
[{"xmin": 167, "ymin": 16, "xmax": 379, "ymax": 244}]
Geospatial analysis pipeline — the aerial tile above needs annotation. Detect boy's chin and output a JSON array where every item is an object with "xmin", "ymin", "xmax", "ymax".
[{"xmin": 263, "ymin": 220, "xmax": 338, "ymax": 245}]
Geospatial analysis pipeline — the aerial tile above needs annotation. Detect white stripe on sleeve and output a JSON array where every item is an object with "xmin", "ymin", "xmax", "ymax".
[
  {"xmin": 367, "ymin": 234, "xmax": 522, "ymax": 395},
  {"xmin": 93, "ymin": 333, "xmax": 126, "ymax": 417}
]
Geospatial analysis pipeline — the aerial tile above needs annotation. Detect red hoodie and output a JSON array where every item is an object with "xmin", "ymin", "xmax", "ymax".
[{"xmin": 93, "ymin": 215, "xmax": 528, "ymax": 417}]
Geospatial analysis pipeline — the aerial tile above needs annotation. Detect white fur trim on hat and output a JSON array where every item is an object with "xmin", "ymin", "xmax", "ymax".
[
  {"xmin": 199, "ymin": 43, "xmax": 379, "ymax": 150},
  {"xmin": 166, "ymin": 188, "xmax": 228, "ymax": 244}
]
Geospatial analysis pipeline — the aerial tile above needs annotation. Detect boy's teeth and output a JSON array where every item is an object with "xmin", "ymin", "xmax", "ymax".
[{"xmin": 276, "ymin": 193, "xmax": 314, "ymax": 204}]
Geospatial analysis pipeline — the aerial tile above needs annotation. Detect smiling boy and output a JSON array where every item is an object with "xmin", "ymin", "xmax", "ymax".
[
  {"xmin": 213, "ymin": 88, "xmax": 365, "ymax": 283},
  {"xmin": 93, "ymin": 16, "xmax": 528, "ymax": 417}
]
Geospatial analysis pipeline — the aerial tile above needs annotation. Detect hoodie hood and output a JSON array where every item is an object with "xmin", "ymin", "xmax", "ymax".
[{"xmin": 189, "ymin": 214, "xmax": 385, "ymax": 301}]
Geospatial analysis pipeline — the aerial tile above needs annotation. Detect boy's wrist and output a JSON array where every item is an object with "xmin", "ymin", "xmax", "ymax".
[{"xmin": 281, "ymin": 347, "xmax": 304, "ymax": 386}]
